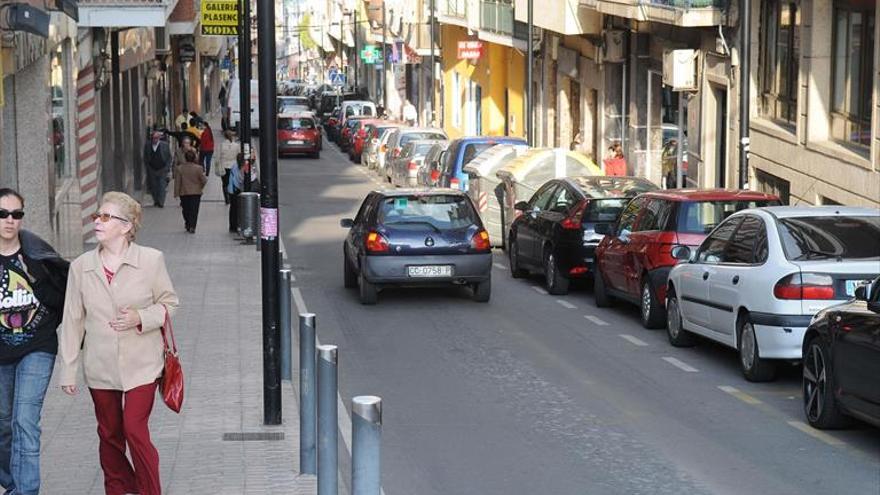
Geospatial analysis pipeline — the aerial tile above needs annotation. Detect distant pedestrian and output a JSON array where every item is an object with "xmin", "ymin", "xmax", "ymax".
[
  {"xmin": 143, "ymin": 130, "xmax": 172, "ymax": 208},
  {"xmin": 214, "ymin": 130, "xmax": 239, "ymax": 204},
  {"xmin": 59, "ymin": 191, "xmax": 179, "ymax": 495},
  {"xmin": 402, "ymin": 100, "xmax": 417, "ymax": 126},
  {"xmin": 175, "ymin": 150, "xmax": 207, "ymax": 233},
  {"xmin": 174, "ymin": 108, "xmax": 189, "ymax": 131},
  {"xmin": 603, "ymin": 142, "xmax": 627, "ymax": 177},
  {"xmin": 0, "ymin": 188, "xmax": 69, "ymax": 495},
  {"xmin": 199, "ymin": 121, "xmax": 215, "ymax": 176},
  {"xmin": 227, "ymin": 153, "xmax": 245, "ymax": 233}
]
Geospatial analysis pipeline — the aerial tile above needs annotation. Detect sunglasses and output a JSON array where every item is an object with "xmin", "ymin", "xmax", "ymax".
[
  {"xmin": 0, "ymin": 209, "xmax": 24, "ymax": 220},
  {"xmin": 90, "ymin": 212, "xmax": 130, "ymax": 223}
]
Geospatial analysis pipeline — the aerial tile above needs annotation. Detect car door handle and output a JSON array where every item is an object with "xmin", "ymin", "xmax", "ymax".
[
  {"xmin": 732, "ymin": 275, "xmax": 740, "ymax": 285},
  {"xmin": 702, "ymin": 272, "xmax": 710, "ymax": 280}
]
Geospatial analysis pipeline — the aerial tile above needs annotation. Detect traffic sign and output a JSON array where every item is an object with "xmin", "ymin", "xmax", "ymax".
[{"xmin": 330, "ymin": 72, "xmax": 346, "ymax": 86}]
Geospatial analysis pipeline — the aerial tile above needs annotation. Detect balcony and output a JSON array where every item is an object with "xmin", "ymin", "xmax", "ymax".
[
  {"xmin": 444, "ymin": 0, "xmax": 467, "ymax": 18},
  {"xmin": 514, "ymin": 0, "xmax": 600, "ymax": 35},
  {"xmin": 481, "ymin": 0, "xmax": 514, "ymax": 36},
  {"xmin": 77, "ymin": 0, "xmax": 178, "ymax": 27},
  {"xmin": 579, "ymin": 0, "xmax": 729, "ymax": 27}
]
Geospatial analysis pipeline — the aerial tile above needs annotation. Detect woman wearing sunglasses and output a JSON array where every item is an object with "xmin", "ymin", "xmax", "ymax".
[
  {"xmin": 0, "ymin": 188, "xmax": 69, "ymax": 495},
  {"xmin": 58, "ymin": 192, "xmax": 178, "ymax": 495}
]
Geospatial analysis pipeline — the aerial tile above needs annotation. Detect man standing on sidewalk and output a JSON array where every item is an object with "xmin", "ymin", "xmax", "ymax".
[{"xmin": 143, "ymin": 131, "xmax": 172, "ymax": 208}]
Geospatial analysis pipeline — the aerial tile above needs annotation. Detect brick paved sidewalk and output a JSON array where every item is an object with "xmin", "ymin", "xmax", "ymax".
[{"xmin": 39, "ymin": 178, "xmax": 316, "ymax": 494}]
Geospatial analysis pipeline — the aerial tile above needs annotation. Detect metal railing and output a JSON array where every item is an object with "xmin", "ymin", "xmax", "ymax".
[
  {"xmin": 445, "ymin": 0, "xmax": 467, "ymax": 18},
  {"xmin": 481, "ymin": 0, "xmax": 514, "ymax": 35}
]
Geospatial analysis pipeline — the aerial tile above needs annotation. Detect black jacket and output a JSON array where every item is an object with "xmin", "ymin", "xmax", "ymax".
[{"xmin": 19, "ymin": 230, "xmax": 69, "ymax": 315}]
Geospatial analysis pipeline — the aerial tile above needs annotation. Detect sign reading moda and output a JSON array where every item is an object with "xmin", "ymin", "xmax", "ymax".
[{"xmin": 201, "ymin": 0, "xmax": 240, "ymax": 36}]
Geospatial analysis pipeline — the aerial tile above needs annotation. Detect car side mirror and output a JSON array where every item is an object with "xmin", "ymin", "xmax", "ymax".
[
  {"xmin": 594, "ymin": 223, "xmax": 612, "ymax": 235},
  {"xmin": 340, "ymin": 218, "xmax": 354, "ymax": 228},
  {"xmin": 854, "ymin": 285, "xmax": 868, "ymax": 301},
  {"xmin": 671, "ymin": 245, "xmax": 692, "ymax": 261},
  {"xmin": 514, "ymin": 201, "xmax": 530, "ymax": 211},
  {"xmin": 618, "ymin": 228, "xmax": 631, "ymax": 244}
]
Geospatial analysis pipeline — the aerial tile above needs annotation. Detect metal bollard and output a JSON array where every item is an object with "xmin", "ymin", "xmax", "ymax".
[
  {"xmin": 351, "ymin": 396, "xmax": 382, "ymax": 495},
  {"xmin": 279, "ymin": 269, "xmax": 292, "ymax": 381},
  {"xmin": 317, "ymin": 345, "xmax": 338, "ymax": 495},
  {"xmin": 299, "ymin": 313, "xmax": 317, "ymax": 475},
  {"xmin": 237, "ymin": 192, "xmax": 260, "ymax": 242}
]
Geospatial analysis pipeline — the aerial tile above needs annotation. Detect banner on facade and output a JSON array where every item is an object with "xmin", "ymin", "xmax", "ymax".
[
  {"xmin": 457, "ymin": 41, "xmax": 483, "ymax": 61},
  {"xmin": 201, "ymin": 0, "xmax": 240, "ymax": 36}
]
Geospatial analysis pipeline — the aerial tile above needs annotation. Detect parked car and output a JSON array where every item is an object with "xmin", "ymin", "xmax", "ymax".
[
  {"xmin": 389, "ymin": 140, "xmax": 446, "ymax": 188},
  {"xmin": 363, "ymin": 124, "xmax": 403, "ymax": 170},
  {"xmin": 802, "ymin": 275, "xmax": 880, "ymax": 429},
  {"xmin": 370, "ymin": 126, "xmax": 402, "ymax": 173},
  {"xmin": 438, "ymin": 136, "xmax": 528, "ymax": 190},
  {"xmin": 593, "ymin": 189, "xmax": 781, "ymax": 328},
  {"xmin": 339, "ymin": 117, "xmax": 371, "ymax": 152},
  {"xmin": 277, "ymin": 113, "xmax": 321, "ymax": 158},
  {"xmin": 277, "ymin": 96, "xmax": 310, "ymax": 114},
  {"xmin": 339, "ymin": 100, "xmax": 376, "ymax": 127},
  {"xmin": 349, "ymin": 119, "xmax": 389, "ymax": 163},
  {"xmin": 508, "ymin": 176, "xmax": 658, "ymax": 294},
  {"xmin": 418, "ymin": 142, "xmax": 451, "ymax": 187},
  {"xmin": 341, "ymin": 189, "xmax": 493, "ymax": 304},
  {"xmin": 665, "ymin": 207, "xmax": 880, "ymax": 381},
  {"xmin": 383, "ymin": 128, "xmax": 448, "ymax": 182}
]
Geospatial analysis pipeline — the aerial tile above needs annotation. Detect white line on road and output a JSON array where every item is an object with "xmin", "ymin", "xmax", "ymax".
[
  {"xmin": 718, "ymin": 385, "xmax": 762, "ymax": 405},
  {"xmin": 584, "ymin": 315, "xmax": 609, "ymax": 326},
  {"xmin": 492, "ymin": 262, "xmax": 507, "ymax": 270},
  {"xmin": 662, "ymin": 356, "xmax": 699, "ymax": 372},
  {"xmin": 619, "ymin": 334, "xmax": 649, "ymax": 346},
  {"xmin": 556, "ymin": 299, "xmax": 577, "ymax": 309},
  {"xmin": 291, "ymin": 287, "xmax": 309, "ymax": 316},
  {"xmin": 787, "ymin": 421, "xmax": 846, "ymax": 447},
  {"xmin": 531, "ymin": 286, "xmax": 549, "ymax": 295}
]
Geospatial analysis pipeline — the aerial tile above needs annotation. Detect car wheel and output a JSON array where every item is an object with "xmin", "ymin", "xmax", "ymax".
[
  {"xmin": 640, "ymin": 279, "xmax": 665, "ymax": 329},
  {"xmin": 508, "ymin": 238, "xmax": 527, "ymax": 278},
  {"xmin": 738, "ymin": 316, "xmax": 777, "ymax": 382},
  {"xmin": 593, "ymin": 269, "xmax": 612, "ymax": 308},
  {"xmin": 472, "ymin": 278, "xmax": 491, "ymax": 303},
  {"xmin": 803, "ymin": 337, "xmax": 850, "ymax": 429},
  {"xmin": 358, "ymin": 271, "xmax": 378, "ymax": 305},
  {"xmin": 666, "ymin": 289, "xmax": 695, "ymax": 347},
  {"xmin": 343, "ymin": 248, "xmax": 357, "ymax": 289},
  {"xmin": 544, "ymin": 250, "xmax": 569, "ymax": 295}
]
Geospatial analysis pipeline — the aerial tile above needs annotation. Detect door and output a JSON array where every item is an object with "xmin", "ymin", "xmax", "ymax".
[
  {"xmin": 347, "ymin": 194, "xmax": 377, "ymax": 268},
  {"xmin": 624, "ymin": 198, "xmax": 673, "ymax": 297},
  {"xmin": 834, "ymin": 291, "xmax": 880, "ymax": 416},
  {"xmin": 685, "ymin": 217, "xmax": 742, "ymax": 330},
  {"xmin": 534, "ymin": 184, "xmax": 577, "ymax": 262},
  {"xmin": 517, "ymin": 183, "xmax": 558, "ymax": 264},
  {"xmin": 707, "ymin": 215, "xmax": 763, "ymax": 335},
  {"xmin": 601, "ymin": 196, "xmax": 645, "ymax": 292},
  {"xmin": 709, "ymin": 85, "xmax": 728, "ymax": 188}
]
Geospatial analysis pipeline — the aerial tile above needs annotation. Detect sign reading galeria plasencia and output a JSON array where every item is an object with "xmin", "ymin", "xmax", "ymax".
[{"xmin": 201, "ymin": 0, "xmax": 240, "ymax": 36}]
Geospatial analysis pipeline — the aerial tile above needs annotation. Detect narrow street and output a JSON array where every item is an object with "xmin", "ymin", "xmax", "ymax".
[{"xmin": 278, "ymin": 142, "xmax": 880, "ymax": 495}]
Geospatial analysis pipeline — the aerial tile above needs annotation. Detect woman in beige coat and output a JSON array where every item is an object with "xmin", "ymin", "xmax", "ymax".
[{"xmin": 59, "ymin": 192, "xmax": 178, "ymax": 495}]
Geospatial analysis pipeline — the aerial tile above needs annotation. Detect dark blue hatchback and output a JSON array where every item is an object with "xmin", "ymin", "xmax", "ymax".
[{"xmin": 341, "ymin": 189, "xmax": 493, "ymax": 304}]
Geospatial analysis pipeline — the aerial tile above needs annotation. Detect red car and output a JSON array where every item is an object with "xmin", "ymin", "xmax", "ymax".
[
  {"xmin": 593, "ymin": 189, "xmax": 780, "ymax": 328},
  {"xmin": 278, "ymin": 113, "xmax": 321, "ymax": 158},
  {"xmin": 349, "ymin": 119, "xmax": 388, "ymax": 163}
]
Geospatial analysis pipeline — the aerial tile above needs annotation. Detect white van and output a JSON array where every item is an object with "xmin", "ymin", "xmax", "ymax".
[{"xmin": 227, "ymin": 79, "xmax": 260, "ymax": 132}]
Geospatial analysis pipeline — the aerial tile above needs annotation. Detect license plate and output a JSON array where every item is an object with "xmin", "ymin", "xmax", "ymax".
[
  {"xmin": 288, "ymin": 140, "xmax": 305, "ymax": 145},
  {"xmin": 407, "ymin": 265, "xmax": 452, "ymax": 278},
  {"xmin": 845, "ymin": 279, "xmax": 871, "ymax": 296}
]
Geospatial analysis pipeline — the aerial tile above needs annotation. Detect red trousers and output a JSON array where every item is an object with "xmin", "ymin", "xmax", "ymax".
[{"xmin": 89, "ymin": 383, "xmax": 161, "ymax": 495}]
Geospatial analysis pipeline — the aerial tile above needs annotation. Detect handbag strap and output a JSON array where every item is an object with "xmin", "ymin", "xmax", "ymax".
[{"xmin": 160, "ymin": 306, "xmax": 178, "ymax": 355}]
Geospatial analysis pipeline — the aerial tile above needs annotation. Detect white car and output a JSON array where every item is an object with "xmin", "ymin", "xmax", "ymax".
[{"xmin": 665, "ymin": 206, "xmax": 880, "ymax": 382}]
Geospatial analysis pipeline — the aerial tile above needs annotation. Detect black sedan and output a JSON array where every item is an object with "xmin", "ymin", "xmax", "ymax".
[
  {"xmin": 802, "ymin": 276, "xmax": 880, "ymax": 429},
  {"xmin": 507, "ymin": 176, "xmax": 657, "ymax": 295},
  {"xmin": 342, "ymin": 189, "xmax": 492, "ymax": 305}
]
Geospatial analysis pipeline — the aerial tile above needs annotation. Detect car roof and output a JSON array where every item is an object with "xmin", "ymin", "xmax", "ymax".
[
  {"xmin": 408, "ymin": 139, "xmax": 446, "ymax": 145},
  {"xmin": 758, "ymin": 205, "xmax": 880, "ymax": 218},
  {"xmin": 396, "ymin": 127, "xmax": 447, "ymax": 135},
  {"xmin": 278, "ymin": 112, "xmax": 316, "ymax": 119},
  {"xmin": 639, "ymin": 188, "xmax": 779, "ymax": 202},
  {"xmin": 373, "ymin": 188, "xmax": 466, "ymax": 198},
  {"xmin": 564, "ymin": 176, "xmax": 659, "ymax": 197},
  {"xmin": 452, "ymin": 136, "xmax": 527, "ymax": 144}
]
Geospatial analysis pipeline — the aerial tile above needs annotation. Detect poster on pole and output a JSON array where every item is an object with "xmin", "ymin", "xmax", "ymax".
[{"xmin": 201, "ymin": 0, "xmax": 240, "ymax": 36}]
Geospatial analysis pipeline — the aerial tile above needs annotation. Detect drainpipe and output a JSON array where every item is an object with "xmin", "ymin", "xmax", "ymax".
[
  {"xmin": 738, "ymin": 0, "xmax": 751, "ymax": 189},
  {"xmin": 526, "ymin": 0, "xmax": 533, "ymax": 145}
]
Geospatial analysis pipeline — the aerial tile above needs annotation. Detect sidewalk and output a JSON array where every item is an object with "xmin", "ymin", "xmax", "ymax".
[{"xmin": 39, "ymin": 177, "xmax": 317, "ymax": 494}]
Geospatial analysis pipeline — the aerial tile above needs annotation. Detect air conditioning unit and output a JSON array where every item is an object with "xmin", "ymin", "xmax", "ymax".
[
  {"xmin": 602, "ymin": 30, "xmax": 625, "ymax": 63},
  {"xmin": 663, "ymin": 49, "xmax": 698, "ymax": 91},
  {"xmin": 155, "ymin": 26, "xmax": 170, "ymax": 54}
]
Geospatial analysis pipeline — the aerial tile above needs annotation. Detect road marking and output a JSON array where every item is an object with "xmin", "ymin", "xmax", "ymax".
[
  {"xmin": 619, "ymin": 334, "xmax": 649, "ymax": 346},
  {"xmin": 662, "ymin": 357, "xmax": 699, "ymax": 372},
  {"xmin": 531, "ymin": 286, "xmax": 549, "ymax": 295},
  {"xmin": 718, "ymin": 385, "xmax": 763, "ymax": 405},
  {"xmin": 584, "ymin": 315, "xmax": 609, "ymax": 326},
  {"xmin": 787, "ymin": 421, "xmax": 846, "ymax": 447},
  {"xmin": 556, "ymin": 299, "xmax": 577, "ymax": 309},
  {"xmin": 291, "ymin": 287, "xmax": 309, "ymax": 315},
  {"xmin": 493, "ymin": 262, "xmax": 507, "ymax": 270}
]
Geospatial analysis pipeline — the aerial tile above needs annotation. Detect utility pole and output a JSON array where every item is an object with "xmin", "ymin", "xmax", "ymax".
[
  {"xmin": 257, "ymin": 0, "xmax": 281, "ymax": 425},
  {"xmin": 526, "ymin": 0, "xmax": 533, "ymax": 145},
  {"xmin": 738, "ymin": 0, "xmax": 751, "ymax": 189},
  {"xmin": 238, "ymin": 0, "xmax": 252, "ymax": 192},
  {"xmin": 429, "ymin": 0, "xmax": 436, "ymax": 126},
  {"xmin": 354, "ymin": 9, "xmax": 358, "ymax": 92},
  {"xmin": 382, "ymin": 2, "xmax": 387, "ymax": 112}
]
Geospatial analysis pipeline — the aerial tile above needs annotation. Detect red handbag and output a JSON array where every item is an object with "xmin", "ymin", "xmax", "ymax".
[{"xmin": 159, "ymin": 309, "xmax": 184, "ymax": 413}]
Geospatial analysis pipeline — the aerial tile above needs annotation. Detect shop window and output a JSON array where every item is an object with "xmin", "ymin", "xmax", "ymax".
[
  {"xmin": 759, "ymin": 0, "xmax": 800, "ymax": 126},
  {"xmin": 754, "ymin": 169, "xmax": 791, "ymax": 205},
  {"xmin": 831, "ymin": 0, "xmax": 874, "ymax": 150}
]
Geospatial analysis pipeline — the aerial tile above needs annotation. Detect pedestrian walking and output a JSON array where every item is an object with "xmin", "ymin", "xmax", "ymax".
[
  {"xmin": 59, "ymin": 191, "xmax": 179, "ymax": 495},
  {"xmin": 0, "ymin": 188, "xmax": 69, "ymax": 495},
  {"xmin": 214, "ymin": 130, "xmax": 239, "ymax": 204},
  {"xmin": 174, "ymin": 150, "xmax": 207, "ymax": 233},
  {"xmin": 143, "ymin": 130, "xmax": 172, "ymax": 208},
  {"xmin": 198, "ymin": 121, "xmax": 215, "ymax": 176}
]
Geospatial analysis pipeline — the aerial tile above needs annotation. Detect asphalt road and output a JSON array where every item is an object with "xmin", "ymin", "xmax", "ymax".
[{"xmin": 277, "ymin": 140, "xmax": 880, "ymax": 495}]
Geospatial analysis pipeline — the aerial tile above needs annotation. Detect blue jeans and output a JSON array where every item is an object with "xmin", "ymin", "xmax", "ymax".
[{"xmin": 0, "ymin": 352, "xmax": 55, "ymax": 495}]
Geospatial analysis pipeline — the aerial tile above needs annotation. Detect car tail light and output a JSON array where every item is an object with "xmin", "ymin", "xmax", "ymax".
[
  {"xmin": 450, "ymin": 178, "xmax": 461, "ymax": 190},
  {"xmin": 774, "ymin": 273, "xmax": 835, "ymax": 300},
  {"xmin": 365, "ymin": 231, "xmax": 390, "ymax": 253},
  {"xmin": 560, "ymin": 200, "xmax": 588, "ymax": 230},
  {"xmin": 470, "ymin": 230, "xmax": 491, "ymax": 252},
  {"xmin": 569, "ymin": 266, "xmax": 589, "ymax": 276},
  {"xmin": 407, "ymin": 161, "xmax": 418, "ymax": 171},
  {"xmin": 430, "ymin": 170, "xmax": 440, "ymax": 183}
]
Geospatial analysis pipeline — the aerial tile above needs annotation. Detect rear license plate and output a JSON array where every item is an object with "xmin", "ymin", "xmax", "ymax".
[
  {"xmin": 407, "ymin": 265, "xmax": 453, "ymax": 278},
  {"xmin": 288, "ymin": 140, "xmax": 305, "ymax": 145},
  {"xmin": 845, "ymin": 279, "xmax": 871, "ymax": 296}
]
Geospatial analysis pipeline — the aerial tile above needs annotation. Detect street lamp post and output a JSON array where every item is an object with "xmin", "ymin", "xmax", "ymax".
[
  {"xmin": 238, "ymin": 0, "xmax": 252, "ymax": 192},
  {"xmin": 429, "ymin": 0, "xmax": 436, "ymax": 126},
  {"xmin": 382, "ymin": 2, "xmax": 387, "ymax": 112},
  {"xmin": 526, "ymin": 0, "xmax": 534, "ymax": 145},
  {"xmin": 354, "ymin": 9, "xmax": 358, "ymax": 92}
]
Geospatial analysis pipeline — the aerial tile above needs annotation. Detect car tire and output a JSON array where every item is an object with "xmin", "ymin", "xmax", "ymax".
[
  {"xmin": 343, "ymin": 248, "xmax": 357, "ymax": 289},
  {"xmin": 640, "ymin": 279, "xmax": 665, "ymax": 329},
  {"xmin": 593, "ymin": 269, "xmax": 613, "ymax": 308},
  {"xmin": 508, "ymin": 238, "xmax": 527, "ymax": 278},
  {"xmin": 666, "ymin": 289, "xmax": 696, "ymax": 347},
  {"xmin": 472, "ymin": 278, "xmax": 491, "ymax": 303},
  {"xmin": 803, "ymin": 336, "xmax": 851, "ymax": 429},
  {"xmin": 358, "ymin": 271, "xmax": 378, "ymax": 305},
  {"xmin": 544, "ymin": 250, "xmax": 569, "ymax": 295},
  {"xmin": 738, "ymin": 316, "xmax": 777, "ymax": 382}
]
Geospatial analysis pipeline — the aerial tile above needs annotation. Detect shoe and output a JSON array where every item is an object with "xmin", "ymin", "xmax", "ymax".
[{"xmin": 157, "ymin": 204, "xmax": 164, "ymax": 208}]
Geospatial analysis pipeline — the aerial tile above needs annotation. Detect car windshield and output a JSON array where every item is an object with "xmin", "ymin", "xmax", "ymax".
[
  {"xmin": 278, "ymin": 118, "xmax": 314, "ymax": 130},
  {"xmin": 401, "ymin": 133, "xmax": 445, "ymax": 147},
  {"xmin": 462, "ymin": 143, "xmax": 494, "ymax": 164},
  {"xmin": 413, "ymin": 143, "xmax": 436, "ymax": 157},
  {"xmin": 778, "ymin": 216, "xmax": 880, "ymax": 261},
  {"xmin": 378, "ymin": 195, "xmax": 478, "ymax": 230},
  {"xmin": 584, "ymin": 198, "xmax": 631, "ymax": 223},
  {"xmin": 678, "ymin": 200, "xmax": 778, "ymax": 234}
]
